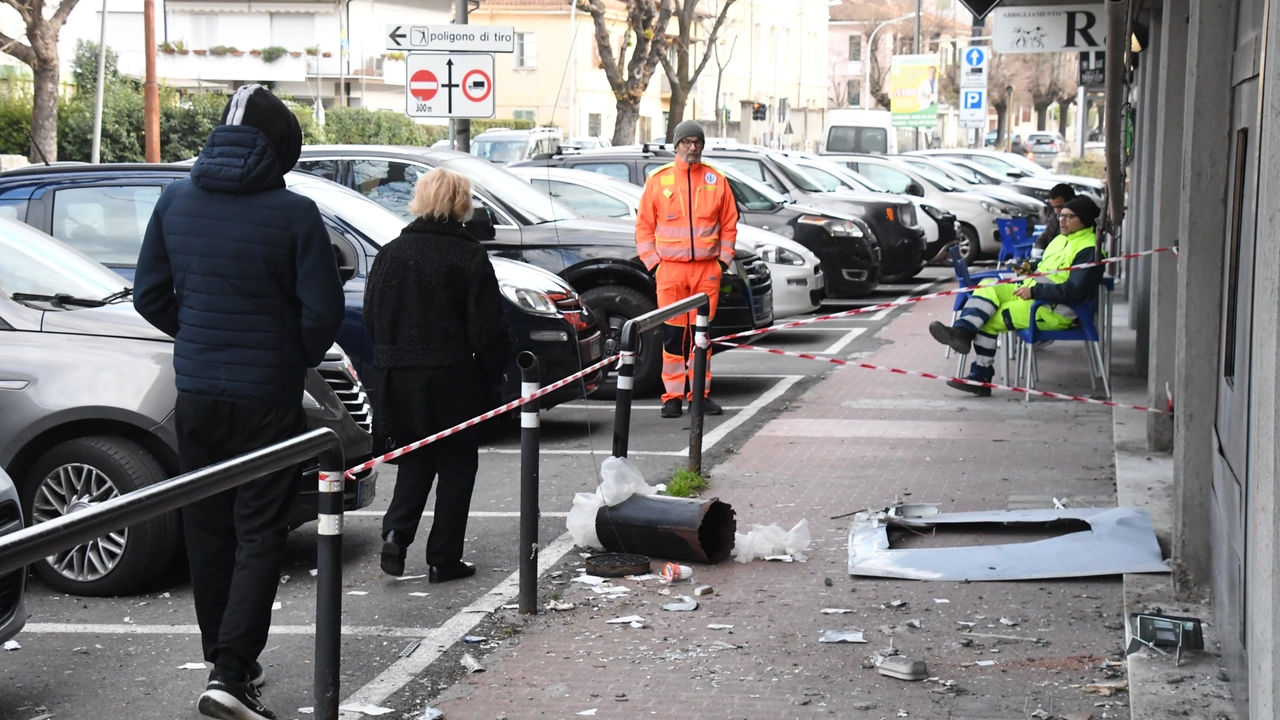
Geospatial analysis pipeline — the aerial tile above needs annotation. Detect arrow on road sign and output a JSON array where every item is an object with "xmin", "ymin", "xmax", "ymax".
[
  {"xmin": 443, "ymin": 59, "xmax": 459, "ymax": 114},
  {"xmin": 388, "ymin": 25, "xmax": 406, "ymax": 48},
  {"xmin": 964, "ymin": 47, "xmax": 985, "ymax": 67}
]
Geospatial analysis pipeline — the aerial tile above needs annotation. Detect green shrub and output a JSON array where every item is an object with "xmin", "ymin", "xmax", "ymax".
[
  {"xmin": 471, "ymin": 118, "xmax": 535, "ymax": 133},
  {"xmin": 322, "ymin": 107, "xmax": 429, "ymax": 145},
  {"xmin": 285, "ymin": 100, "xmax": 325, "ymax": 145},
  {"xmin": 209, "ymin": 46, "xmax": 234, "ymax": 56},
  {"xmin": 0, "ymin": 90, "xmax": 33, "ymax": 155},
  {"xmin": 260, "ymin": 46, "xmax": 288, "ymax": 64},
  {"xmin": 663, "ymin": 468, "xmax": 707, "ymax": 498},
  {"xmin": 1065, "ymin": 157, "xmax": 1106, "ymax": 180}
]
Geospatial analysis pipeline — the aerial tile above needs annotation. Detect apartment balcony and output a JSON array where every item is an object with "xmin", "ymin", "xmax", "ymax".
[{"xmin": 155, "ymin": 51, "xmax": 356, "ymax": 84}]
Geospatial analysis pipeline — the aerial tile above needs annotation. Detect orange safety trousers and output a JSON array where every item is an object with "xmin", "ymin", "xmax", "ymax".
[{"xmin": 656, "ymin": 258, "xmax": 722, "ymax": 403}]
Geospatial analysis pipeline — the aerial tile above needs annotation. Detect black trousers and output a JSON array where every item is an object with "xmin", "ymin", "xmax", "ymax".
[
  {"xmin": 175, "ymin": 393, "xmax": 307, "ymax": 678},
  {"xmin": 381, "ymin": 434, "xmax": 479, "ymax": 567}
]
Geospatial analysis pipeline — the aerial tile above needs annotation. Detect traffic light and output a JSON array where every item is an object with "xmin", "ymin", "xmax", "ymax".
[{"xmin": 751, "ymin": 102, "xmax": 767, "ymax": 121}]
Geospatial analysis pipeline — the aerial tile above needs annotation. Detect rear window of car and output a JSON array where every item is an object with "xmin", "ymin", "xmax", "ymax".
[
  {"xmin": 826, "ymin": 126, "xmax": 889, "ymax": 154},
  {"xmin": 569, "ymin": 162, "xmax": 631, "ymax": 182}
]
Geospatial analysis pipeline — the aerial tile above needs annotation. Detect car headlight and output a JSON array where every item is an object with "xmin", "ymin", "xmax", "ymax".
[
  {"xmin": 799, "ymin": 215, "xmax": 863, "ymax": 238},
  {"xmin": 920, "ymin": 204, "xmax": 947, "ymax": 221},
  {"xmin": 757, "ymin": 244, "xmax": 805, "ymax": 266},
  {"xmin": 500, "ymin": 283, "xmax": 559, "ymax": 316},
  {"xmin": 980, "ymin": 200, "xmax": 1013, "ymax": 216}
]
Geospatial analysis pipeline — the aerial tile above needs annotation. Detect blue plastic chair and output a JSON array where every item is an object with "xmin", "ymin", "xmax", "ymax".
[
  {"xmin": 1012, "ymin": 297, "xmax": 1110, "ymax": 400},
  {"xmin": 996, "ymin": 218, "xmax": 1034, "ymax": 264},
  {"xmin": 946, "ymin": 244, "xmax": 1012, "ymax": 377}
]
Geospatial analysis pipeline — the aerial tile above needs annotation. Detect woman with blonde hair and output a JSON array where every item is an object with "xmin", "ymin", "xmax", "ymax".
[{"xmin": 363, "ymin": 166, "xmax": 512, "ymax": 581}]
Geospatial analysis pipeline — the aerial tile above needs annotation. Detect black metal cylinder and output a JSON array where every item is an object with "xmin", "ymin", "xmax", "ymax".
[
  {"xmin": 596, "ymin": 494, "xmax": 736, "ymax": 564},
  {"xmin": 314, "ymin": 465, "xmax": 345, "ymax": 720},
  {"xmin": 611, "ymin": 320, "xmax": 638, "ymax": 458},
  {"xmin": 518, "ymin": 351, "xmax": 541, "ymax": 614},
  {"xmin": 687, "ymin": 311, "xmax": 710, "ymax": 474}
]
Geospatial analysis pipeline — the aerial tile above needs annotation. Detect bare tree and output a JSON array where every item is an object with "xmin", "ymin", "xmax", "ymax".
[
  {"xmin": 579, "ymin": 0, "xmax": 675, "ymax": 145},
  {"xmin": 829, "ymin": 61, "xmax": 849, "ymax": 108},
  {"xmin": 1054, "ymin": 59, "xmax": 1079, "ymax": 139},
  {"xmin": 712, "ymin": 32, "xmax": 736, "ymax": 134},
  {"xmin": 659, "ymin": 0, "xmax": 735, "ymax": 141},
  {"xmin": 1, "ymin": 0, "xmax": 84, "ymax": 161},
  {"xmin": 1027, "ymin": 53, "xmax": 1064, "ymax": 131}
]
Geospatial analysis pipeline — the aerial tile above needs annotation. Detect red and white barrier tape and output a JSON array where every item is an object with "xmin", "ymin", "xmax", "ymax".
[
  {"xmin": 342, "ymin": 352, "xmax": 626, "ymax": 479},
  {"xmin": 718, "ymin": 341, "xmax": 1167, "ymax": 413},
  {"xmin": 717, "ymin": 245, "xmax": 1177, "ymax": 343}
]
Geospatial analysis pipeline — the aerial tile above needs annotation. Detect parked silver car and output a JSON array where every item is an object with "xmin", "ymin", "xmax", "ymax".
[
  {"xmin": 0, "ymin": 217, "xmax": 376, "ymax": 596},
  {"xmin": 0, "ymin": 466, "xmax": 24, "ymax": 643}
]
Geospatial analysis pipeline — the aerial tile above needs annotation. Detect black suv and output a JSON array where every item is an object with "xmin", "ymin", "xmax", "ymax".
[
  {"xmin": 512, "ymin": 145, "xmax": 883, "ymax": 298},
  {"xmin": 292, "ymin": 146, "xmax": 774, "ymax": 392},
  {"xmin": 0, "ymin": 163, "xmax": 604, "ymax": 408}
]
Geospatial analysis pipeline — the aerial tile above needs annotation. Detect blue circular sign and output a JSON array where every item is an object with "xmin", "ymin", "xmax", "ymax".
[{"xmin": 964, "ymin": 47, "xmax": 986, "ymax": 67}]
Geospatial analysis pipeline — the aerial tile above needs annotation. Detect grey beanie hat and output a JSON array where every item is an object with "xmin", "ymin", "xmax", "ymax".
[{"xmin": 673, "ymin": 120, "xmax": 705, "ymax": 145}]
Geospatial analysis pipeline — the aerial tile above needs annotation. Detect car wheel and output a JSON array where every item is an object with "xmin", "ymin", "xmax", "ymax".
[
  {"xmin": 23, "ymin": 436, "xmax": 178, "ymax": 596},
  {"xmin": 957, "ymin": 224, "xmax": 982, "ymax": 263},
  {"xmin": 581, "ymin": 285, "xmax": 661, "ymax": 395}
]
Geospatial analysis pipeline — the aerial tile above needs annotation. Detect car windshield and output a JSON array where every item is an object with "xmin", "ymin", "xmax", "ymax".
[
  {"xmin": 287, "ymin": 176, "xmax": 407, "ymax": 246},
  {"xmin": 794, "ymin": 162, "xmax": 845, "ymax": 192},
  {"xmin": 940, "ymin": 160, "xmax": 998, "ymax": 185},
  {"xmin": 802, "ymin": 160, "xmax": 887, "ymax": 193},
  {"xmin": 906, "ymin": 160, "xmax": 975, "ymax": 188},
  {"xmin": 0, "ymin": 218, "xmax": 131, "ymax": 301},
  {"xmin": 768, "ymin": 154, "xmax": 827, "ymax": 193},
  {"xmin": 996, "ymin": 152, "xmax": 1051, "ymax": 176},
  {"xmin": 442, "ymin": 156, "xmax": 576, "ymax": 224},
  {"xmin": 899, "ymin": 162, "xmax": 961, "ymax": 192},
  {"xmin": 471, "ymin": 138, "xmax": 528, "ymax": 164}
]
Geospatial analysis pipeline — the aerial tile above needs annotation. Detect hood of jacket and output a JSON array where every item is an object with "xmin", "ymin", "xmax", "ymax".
[{"xmin": 189, "ymin": 125, "xmax": 287, "ymax": 195}]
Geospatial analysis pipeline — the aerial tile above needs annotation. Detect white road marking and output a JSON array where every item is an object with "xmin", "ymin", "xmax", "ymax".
[
  {"xmin": 676, "ymin": 375, "xmax": 802, "ymax": 455},
  {"xmin": 22, "ymin": 624, "xmax": 440, "ymax": 637},
  {"xmin": 771, "ymin": 326, "xmax": 862, "ymax": 331},
  {"xmin": 871, "ymin": 280, "xmax": 940, "ymax": 320},
  {"xmin": 817, "ymin": 328, "xmax": 866, "ymax": 355},
  {"xmin": 344, "ymin": 510, "xmax": 568, "ymax": 518},
  {"xmin": 336, "ymin": 532, "xmax": 579, "ymax": 718}
]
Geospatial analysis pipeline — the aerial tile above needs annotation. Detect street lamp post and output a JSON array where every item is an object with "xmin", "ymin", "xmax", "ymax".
[{"xmin": 863, "ymin": 11, "xmax": 918, "ymax": 111}]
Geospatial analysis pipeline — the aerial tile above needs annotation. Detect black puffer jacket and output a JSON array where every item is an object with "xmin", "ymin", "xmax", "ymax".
[
  {"xmin": 133, "ymin": 124, "xmax": 344, "ymax": 405},
  {"xmin": 363, "ymin": 217, "xmax": 513, "ymax": 444}
]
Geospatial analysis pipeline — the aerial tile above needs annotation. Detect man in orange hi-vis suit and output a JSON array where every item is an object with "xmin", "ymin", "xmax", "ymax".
[{"xmin": 636, "ymin": 120, "xmax": 739, "ymax": 419}]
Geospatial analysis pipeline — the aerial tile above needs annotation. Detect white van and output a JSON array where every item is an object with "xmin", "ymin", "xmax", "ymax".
[
  {"xmin": 470, "ymin": 127, "xmax": 564, "ymax": 165},
  {"xmin": 822, "ymin": 109, "xmax": 896, "ymax": 155}
]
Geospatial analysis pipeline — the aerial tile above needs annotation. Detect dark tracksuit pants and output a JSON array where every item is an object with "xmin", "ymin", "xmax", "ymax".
[
  {"xmin": 380, "ymin": 434, "xmax": 479, "ymax": 567},
  {"xmin": 176, "ymin": 393, "xmax": 307, "ymax": 678}
]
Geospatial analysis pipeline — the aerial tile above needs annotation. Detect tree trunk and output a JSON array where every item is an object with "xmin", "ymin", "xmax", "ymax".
[
  {"xmin": 30, "ymin": 61, "xmax": 59, "ymax": 163},
  {"xmin": 1057, "ymin": 98, "xmax": 1073, "ymax": 137},
  {"xmin": 665, "ymin": 88, "xmax": 689, "ymax": 142},
  {"xmin": 612, "ymin": 97, "xmax": 641, "ymax": 146},
  {"xmin": 1035, "ymin": 104, "xmax": 1049, "ymax": 131},
  {"xmin": 993, "ymin": 102, "xmax": 1008, "ymax": 145}
]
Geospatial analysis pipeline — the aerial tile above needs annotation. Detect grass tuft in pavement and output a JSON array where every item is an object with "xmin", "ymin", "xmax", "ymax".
[{"xmin": 663, "ymin": 468, "xmax": 708, "ymax": 497}]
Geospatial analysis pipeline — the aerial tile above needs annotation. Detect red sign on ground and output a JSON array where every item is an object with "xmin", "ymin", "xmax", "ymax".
[{"xmin": 409, "ymin": 69, "xmax": 439, "ymax": 102}]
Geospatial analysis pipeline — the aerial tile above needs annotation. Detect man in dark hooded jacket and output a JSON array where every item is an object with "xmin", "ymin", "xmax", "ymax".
[{"xmin": 133, "ymin": 84, "xmax": 344, "ymax": 720}]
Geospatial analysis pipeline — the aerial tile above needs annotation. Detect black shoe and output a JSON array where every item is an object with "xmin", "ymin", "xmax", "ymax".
[
  {"xmin": 701, "ymin": 397, "xmax": 724, "ymax": 416},
  {"xmin": 248, "ymin": 661, "xmax": 265, "ymax": 690},
  {"xmin": 929, "ymin": 321, "xmax": 975, "ymax": 355},
  {"xmin": 429, "ymin": 561, "xmax": 477, "ymax": 584},
  {"xmin": 198, "ymin": 673, "xmax": 276, "ymax": 720},
  {"xmin": 661, "ymin": 399, "xmax": 683, "ymax": 418},
  {"xmin": 946, "ymin": 363, "xmax": 995, "ymax": 397},
  {"xmin": 380, "ymin": 531, "xmax": 407, "ymax": 577}
]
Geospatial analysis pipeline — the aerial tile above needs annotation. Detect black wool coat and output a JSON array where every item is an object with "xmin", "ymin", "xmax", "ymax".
[{"xmin": 363, "ymin": 217, "xmax": 513, "ymax": 446}]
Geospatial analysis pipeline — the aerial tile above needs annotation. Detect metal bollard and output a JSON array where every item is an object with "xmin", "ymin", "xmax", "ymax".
[
  {"xmin": 517, "ymin": 351, "xmax": 541, "ymax": 614},
  {"xmin": 314, "ymin": 455, "xmax": 345, "ymax": 720},
  {"xmin": 687, "ymin": 311, "xmax": 710, "ymax": 475},
  {"xmin": 611, "ymin": 321, "xmax": 638, "ymax": 459}
]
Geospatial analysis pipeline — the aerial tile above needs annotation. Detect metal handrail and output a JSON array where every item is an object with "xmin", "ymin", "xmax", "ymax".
[
  {"xmin": 0, "ymin": 426, "xmax": 346, "ymax": 718},
  {"xmin": 612, "ymin": 293, "xmax": 711, "ymax": 458}
]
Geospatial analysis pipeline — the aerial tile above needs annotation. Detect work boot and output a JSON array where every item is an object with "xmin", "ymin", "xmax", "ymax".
[
  {"xmin": 946, "ymin": 363, "xmax": 995, "ymax": 397},
  {"xmin": 701, "ymin": 397, "xmax": 724, "ymax": 416},
  {"xmin": 661, "ymin": 399, "xmax": 682, "ymax": 418},
  {"xmin": 929, "ymin": 321, "xmax": 976, "ymax": 355},
  {"xmin": 198, "ymin": 669, "xmax": 276, "ymax": 720}
]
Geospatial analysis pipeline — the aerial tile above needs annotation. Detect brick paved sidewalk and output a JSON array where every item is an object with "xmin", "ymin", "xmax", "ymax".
[{"xmin": 431, "ymin": 297, "xmax": 1134, "ymax": 720}]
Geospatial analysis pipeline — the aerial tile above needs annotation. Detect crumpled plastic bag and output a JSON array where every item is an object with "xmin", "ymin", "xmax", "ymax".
[
  {"xmin": 566, "ymin": 456, "xmax": 660, "ymax": 549},
  {"xmin": 731, "ymin": 519, "xmax": 811, "ymax": 563}
]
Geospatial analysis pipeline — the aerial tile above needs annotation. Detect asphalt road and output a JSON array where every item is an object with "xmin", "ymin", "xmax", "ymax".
[{"xmin": 0, "ymin": 269, "xmax": 950, "ymax": 720}]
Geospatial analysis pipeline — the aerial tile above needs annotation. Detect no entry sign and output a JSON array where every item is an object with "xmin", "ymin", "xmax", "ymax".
[
  {"xmin": 404, "ymin": 52, "xmax": 495, "ymax": 119},
  {"xmin": 409, "ymin": 69, "xmax": 438, "ymax": 102}
]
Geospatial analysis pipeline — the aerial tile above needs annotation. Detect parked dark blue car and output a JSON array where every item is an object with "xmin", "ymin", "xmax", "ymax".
[{"xmin": 0, "ymin": 164, "xmax": 605, "ymax": 407}]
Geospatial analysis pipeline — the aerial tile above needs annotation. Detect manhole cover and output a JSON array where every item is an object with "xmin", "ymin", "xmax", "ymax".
[{"xmin": 585, "ymin": 553, "xmax": 652, "ymax": 578}]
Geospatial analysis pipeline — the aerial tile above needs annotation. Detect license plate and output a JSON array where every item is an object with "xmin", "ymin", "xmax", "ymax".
[{"xmin": 356, "ymin": 473, "xmax": 377, "ymax": 508}]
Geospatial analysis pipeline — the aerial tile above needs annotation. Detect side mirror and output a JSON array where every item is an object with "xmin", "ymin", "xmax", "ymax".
[
  {"xmin": 465, "ymin": 205, "xmax": 497, "ymax": 240},
  {"xmin": 332, "ymin": 245, "xmax": 357, "ymax": 283},
  {"xmin": 905, "ymin": 182, "xmax": 925, "ymax": 197}
]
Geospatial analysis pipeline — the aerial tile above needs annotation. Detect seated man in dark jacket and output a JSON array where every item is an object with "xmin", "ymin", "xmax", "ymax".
[
  {"xmin": 1031, "ymin": 183, "xmax": 1076, "ymax": 260},
  {"xmin": 133, "ymin": 84, "xmax": 344, "ymax": 720},
  {"xmin": 928, "ymin": 197, "xmax": 1105, "ymax": 395}
]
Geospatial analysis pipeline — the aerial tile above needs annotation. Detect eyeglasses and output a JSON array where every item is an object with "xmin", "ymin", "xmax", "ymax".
[
  {"xmin": 1058, "ymin": 211, "xmax": 1078, "ymax": 220},
  {"xmin": 677, "ymin": 138, "xmax": 705, "ymax": 148}
]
